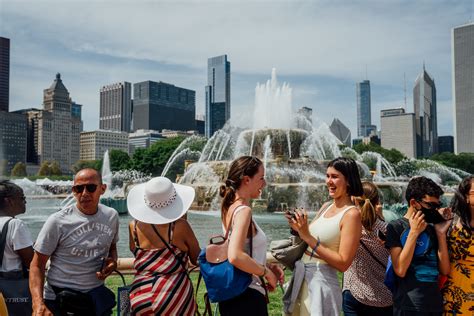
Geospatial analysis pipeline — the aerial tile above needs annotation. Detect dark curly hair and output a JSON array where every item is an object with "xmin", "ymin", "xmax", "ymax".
[
  {"xmin": 450, "ymin": 175, "xmax": 473, "ymax": 229},
  {"xmin": 220, "ymin": 156, "xmax": 262, "ymax": 226},
  {"xmin": 405, "ymin": 176, "xmax": 443, "ymax": 202}
]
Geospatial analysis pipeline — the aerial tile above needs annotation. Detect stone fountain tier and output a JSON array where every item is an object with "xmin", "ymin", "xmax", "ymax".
[
  {"xmin": 241, "ymin": 128, "xmax": 309, "ymax": 158},
  {"xmin": 188, "ymin": 181, "xmax": 406, "ymax": 212}
]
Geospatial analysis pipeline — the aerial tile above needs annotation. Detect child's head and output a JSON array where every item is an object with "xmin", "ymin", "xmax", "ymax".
[{"xmin": 405, "ymin": 176, "xmax": 444, "ymax": 222}]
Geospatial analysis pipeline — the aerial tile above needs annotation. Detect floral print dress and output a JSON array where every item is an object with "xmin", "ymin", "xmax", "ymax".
[{"xmin": 442, "ymin": 225, "xmax": 474, "ymax": 315}]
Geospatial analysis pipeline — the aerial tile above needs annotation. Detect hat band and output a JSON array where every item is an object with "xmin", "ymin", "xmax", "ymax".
[{"xmin": 144, "ymin": 189, "xmax": 177, "ymax": 209}]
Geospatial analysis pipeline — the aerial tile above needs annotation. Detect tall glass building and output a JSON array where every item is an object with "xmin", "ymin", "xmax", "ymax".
[
  {"xmin": 413, "ymin": 66, "xmax": 437, "ymax": 157},
  {"xmin": 0, "ymin": 37, "xmax": 10, "ymax": 112},
  {"xmin": 356, "ymin": 80, "xmax": 372, "ymax": 137},
  {"xmin": 132, "ymin": 81, "xmax": 195, "ymax": 132},
  {"xmin": 205, "ymin": 55, "xmax": 231, "ymax": 138},
  {"xmin": 452, "ymin": 23, "xmax": 474, "ymax": 153}
]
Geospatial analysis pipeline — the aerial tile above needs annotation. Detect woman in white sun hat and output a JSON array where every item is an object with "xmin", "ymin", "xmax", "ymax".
[{"xmin": 127, "ymin": 176, "xmax": 200, "ymax": 315}]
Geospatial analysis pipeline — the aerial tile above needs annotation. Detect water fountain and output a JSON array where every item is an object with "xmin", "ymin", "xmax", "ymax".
[{"xmin": 161, "ymin": 69, "xmax": 467, "ymax": 213}]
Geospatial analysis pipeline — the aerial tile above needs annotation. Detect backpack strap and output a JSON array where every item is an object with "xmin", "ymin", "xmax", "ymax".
[{"xmin": 0, "ymin": 218, "xmax": 14, "ymax": 268}]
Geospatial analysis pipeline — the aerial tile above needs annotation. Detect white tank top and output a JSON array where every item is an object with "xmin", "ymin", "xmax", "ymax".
[
  {"xmin": 224, "ymin": 206, "xmax": 267, "ymax": 295},
  {"xmin": 302, "ymin": 203, "xmax": 356, "ymax": 264}
]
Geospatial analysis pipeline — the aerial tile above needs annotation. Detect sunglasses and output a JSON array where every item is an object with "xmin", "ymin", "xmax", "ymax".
[
  {"xmin": 72, "ymin": 184, "xmax": 98, "ymax": 194},
  {"xmin": 416, "ymin": 199, "xmax": 442, "ymax": 210}
]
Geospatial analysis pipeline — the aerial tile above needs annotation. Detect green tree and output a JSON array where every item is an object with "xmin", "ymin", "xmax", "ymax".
[
  {"xmin": 11, "ymin": 162, "xmax": 27, "ymax": 177},
  {"xmin": 50, "ymin": 161, "xmax": 62, "ymax": 176},
  {"xmin": 130, "ymin": 137, "xmax": 185, "ymax": 177},
  {"xmin": 37, "ymin": 161, "xmax": 52, "ymax": 176},
  {"xmin": 430, "ymin": 152, "xmax": 474, "ymax": 174},
  {"xmin": 71, "ymin": 160, "xmax": 102, "ymax": 174},
  {"xmin": 0, "ymin": 160, "xmax": 8, "ymax": 176},
  {"xmin": 109, "ymin": 149, "xmax": 131, "ymax": 171},
  {"xmin": 353, "ymin": 142, "xmax": 406, "ymax": 164}
]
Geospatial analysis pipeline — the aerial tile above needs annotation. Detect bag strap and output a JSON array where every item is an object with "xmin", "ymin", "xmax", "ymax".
[
  {"xmin": 0, "ymin": 218, "xmax": 14, "ymax": 268},
  {"xmin": 360, "ymin": 239, "xmax": 386, "ymax": 269},
  {"xmin": 150, "ymin": 224, "xmax": 189, "ymax": 275}
]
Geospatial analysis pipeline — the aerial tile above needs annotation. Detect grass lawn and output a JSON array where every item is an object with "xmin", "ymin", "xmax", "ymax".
[{"xmin": 105, "ymin": 270, "xmax": 294, "ymax": 315}]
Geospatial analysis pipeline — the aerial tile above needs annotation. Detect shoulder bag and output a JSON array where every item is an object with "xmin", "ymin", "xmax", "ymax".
[
  {"xmin": 0, "ymin": 217, "xmax": 33, "ymax": 316},
  {"xmin": 197, "ymin": 206, "xmax": 254, "ymax": 303}
]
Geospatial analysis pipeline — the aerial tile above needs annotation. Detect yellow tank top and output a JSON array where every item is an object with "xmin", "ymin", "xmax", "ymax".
[{"xmin": 302, "ymin": 203, "xmax": 356, "ymax": 264}]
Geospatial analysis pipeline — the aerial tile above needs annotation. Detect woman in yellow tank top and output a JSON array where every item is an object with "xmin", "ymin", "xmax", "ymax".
[{"xmin": 286, "ymin": 157, "xmax": 364, "ymax": 316}]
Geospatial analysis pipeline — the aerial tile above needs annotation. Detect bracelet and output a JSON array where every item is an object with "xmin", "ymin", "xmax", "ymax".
[
  {"xmin": 260, "ymin": 265, "xmax": 267, "ymax": 277},
  {"xmin": 310, "ymin": 236, "xmax": 321, "ymax": 258}
]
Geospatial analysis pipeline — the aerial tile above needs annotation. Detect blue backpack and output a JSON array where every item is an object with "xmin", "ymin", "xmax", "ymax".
[
  {"xmin": 384, "ymin": 228, "xmax": 431, "ymax": 292},
  {"xmin": 197, "ymin": 210, "xmax": 254, "ymax": 303}
]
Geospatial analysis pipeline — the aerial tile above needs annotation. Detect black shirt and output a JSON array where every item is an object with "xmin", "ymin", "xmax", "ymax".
[{"xmin": 385, "ymin": 218, "xmax": 443, "ymax": 312}]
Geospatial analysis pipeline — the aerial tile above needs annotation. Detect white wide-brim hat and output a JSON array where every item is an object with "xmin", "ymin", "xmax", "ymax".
[{"xmin": 127, "ymin": 177, "xmax": 195, "ymax": 224}]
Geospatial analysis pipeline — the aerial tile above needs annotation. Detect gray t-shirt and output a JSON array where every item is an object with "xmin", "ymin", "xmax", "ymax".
[{"xmin": 34, "ymin": 204, "xmax": 119, "ymax": 299}]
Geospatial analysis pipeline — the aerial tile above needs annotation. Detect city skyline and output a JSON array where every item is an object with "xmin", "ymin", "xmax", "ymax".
[{"xmin": 1, "ymin": 1, "xmax": 473, "ymax": 138}]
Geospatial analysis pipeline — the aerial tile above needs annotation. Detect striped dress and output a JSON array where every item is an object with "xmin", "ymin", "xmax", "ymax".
[{"xmin": 130, "ymin": 222, "xmax": 196, "ymax": 315}]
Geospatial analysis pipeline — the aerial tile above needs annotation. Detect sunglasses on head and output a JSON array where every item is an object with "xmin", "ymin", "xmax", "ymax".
[{"xmin": 72, "ymin": 184, "xmax": 98, "ymax": 194}]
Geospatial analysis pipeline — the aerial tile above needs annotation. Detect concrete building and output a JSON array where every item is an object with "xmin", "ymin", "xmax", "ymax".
[
  {"xmin": 329, "ymin": 118, "xmax": 351, "ymax": 147},
  {"xmin": 80, "ymin": 130, "xmax": 128, "ymax": 160},
  {"xmin": 0, "ymin": 111, "xmax": 27, "ymax": 173},
  {"xmin": 356, "ymin": 80, "xmax": 374, "ymax": 137},
  {"xmin": 452, "ymin": 23, "xmax": 474, "ymax": 153},
  {"xmin": 128, "ymin": 129, "xmax": 164, "ymax": 154},
  {"xmin": 381, "ymin": 108, "xmax": 416, "ymax": 158},
  {"xmin": 161, "ymin": 129, "xmax": 198, "ymax": 138},
  {"xmin": 438, "ymin": 136, "xmax": 454, "ymax": 153},
  {"xmin": 205, "ymin": 55, "xmax": 231, "ymax": 138},
  {"xmin": 133, "ymin": 81, "xmax": 195, "ymax": 132},
  {"xmin": 100, "ymin": 82, "xmax": 132, "ymax": 132},
  {"xmin": 16, "ymin": 74, "xmax": 82, "ymax": 173},
  {"xmin": 414, "ymin": 66, "xmax": 438, "ymax": 157},
  {"xmin": 0, "ymin": 37, "xmax": 9, "ymax": 112}
]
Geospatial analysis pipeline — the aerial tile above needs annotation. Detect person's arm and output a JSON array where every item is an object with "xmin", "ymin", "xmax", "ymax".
[
  {"xmin": 292, "ymin": 207, "xmax": 362, "ymax": 272},
  {"xmin": 182, "ymin": 220, "xmax": 200, "ymax": 266},
  {"xmin": 227, "ymin": 207, "xmax": 278, "ymax": 289},
  {"xmin": 391, "ymin": 211, "xmax": 427, "ymax": 277},
  {"xmin": 97, "ymin": 243, "xmax": 118, "ymax": 280},
  {"xmin": 434, "ymin": 208, "xmax": 452, "ymax": 276},
  {"xmin": 16, "ymin": 246, "xmax": 33, "ymax": 268},
  {"xmin": 30, "ymin": 251, "xmax": 53, "ymax": 316},
  {"xmin": 129, "ymin": 221, "xmax": 136, "ymax": 254}
]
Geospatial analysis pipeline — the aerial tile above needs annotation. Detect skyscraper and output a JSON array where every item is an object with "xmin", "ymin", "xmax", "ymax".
[
  {"xmin": 381, "ymin": 108, "xmax": 416, "ymax": 158},
  {"xmin": 452, "ymin": 23, "xmax": 474, "ymax": 153},
  {"xmin": 329, "ymin": 118, "xmax": 351, "ymax": 147},
  {"xmin": 356, "ymin": 80, "xmax": 374, "ymax": 137},
  {"xmin": 0, "ymin": 37, "xmax": 10, "ymax": 112},
  {"xmin": 100, "ymin": 82, "xmax": 132, "ymax": 132},
  {"xmin": 132, "ymin": 81, "xmax": 195, "ymax": 132},
  {"xmin": 413, "ymin": 65, "xmax": 438, "ymax": 157},
  {"xmin": 19, "ymin": 74, "xmax": 82, "ymax": 173},
  {"xmin": 205, "ymin": 55, "xmax": 231, "ymax": 138}
]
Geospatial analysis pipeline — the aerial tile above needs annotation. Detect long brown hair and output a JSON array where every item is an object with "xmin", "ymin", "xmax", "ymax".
[
  {"xmin": 355, "ymin": 181, "xmax": 380, "ymax": 231},
  {"xmin": 220, "ymin": 156, "xmax": 262, "ymax": 226}
]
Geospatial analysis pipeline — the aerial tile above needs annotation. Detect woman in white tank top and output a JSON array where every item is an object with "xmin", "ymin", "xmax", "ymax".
[
  {"xmin": 287, "ymin": 157, "xmax": 364, "ymax": 316},
  {"xmin": 219, "ymin": 156, "xmax": 284, "ymax": 316}
]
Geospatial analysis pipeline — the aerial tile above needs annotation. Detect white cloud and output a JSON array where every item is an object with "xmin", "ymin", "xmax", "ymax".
[{"xmin": 1, "ymin": 0, "xmax": 470, "ymax": 134}]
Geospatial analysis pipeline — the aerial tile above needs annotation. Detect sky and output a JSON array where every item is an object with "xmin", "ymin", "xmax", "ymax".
[{"xmin": 1, "ymin": 0, "xmax": 473, "ymax": 138}]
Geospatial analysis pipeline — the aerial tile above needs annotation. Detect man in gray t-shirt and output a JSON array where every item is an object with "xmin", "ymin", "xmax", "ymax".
[{"xmin": 30, "ymin": 168, "xmax": 119, "ymax": 316}]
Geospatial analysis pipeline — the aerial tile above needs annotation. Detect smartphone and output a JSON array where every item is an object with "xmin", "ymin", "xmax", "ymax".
[
  {"xmin": 285, "ymin": 209, "xmax": 297, "ymax": 220},
  {"xmin": 99, "ymin": 257, "xmax": 107, "ymax": 272},
  {"xmin": 377, "ymin": 230, "xmax": 387, "ymax": 241}
]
